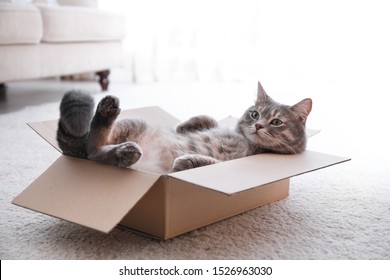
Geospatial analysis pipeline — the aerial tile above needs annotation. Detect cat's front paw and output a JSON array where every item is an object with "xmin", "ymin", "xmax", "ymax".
[
  {"xmin": 173, "ymin": 156, "xmax": 196, "ymax": 172},
  {"xmin": 176, "ymin": 115, "xmax": 218, "ymax": 134},
  {"xmin": 97, "ymin": 95, "xmax": 121, "ymax": 120},
  {"xmin": 115, "ymin": 142, "xmax": 142, "ymax": 168},
  {"xmin": 173, "ymin": 154, "xmax": 219, "ymax": 172}
]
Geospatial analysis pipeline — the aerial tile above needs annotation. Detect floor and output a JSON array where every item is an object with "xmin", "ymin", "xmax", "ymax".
[{"xmin": 1, "ymin": 72, "xmax": 389, "ymax": 261}]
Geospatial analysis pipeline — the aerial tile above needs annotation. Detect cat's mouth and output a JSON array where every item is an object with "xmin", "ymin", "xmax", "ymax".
[
  {"xmin": 251, "ymin": 131, "xmax": 265, "ymax": 142},
  {"xmin": 252, "ymin": 129, "xmax": 268, "ymax": 137},
  {"xmin": 251, "ymin": 129, "xmax": 275, "ymax": 143}
]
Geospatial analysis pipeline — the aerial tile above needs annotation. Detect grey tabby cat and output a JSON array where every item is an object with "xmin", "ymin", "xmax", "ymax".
[{"xmin": 57, "ymin": 82, "xmax": 312, "ymax": 174}]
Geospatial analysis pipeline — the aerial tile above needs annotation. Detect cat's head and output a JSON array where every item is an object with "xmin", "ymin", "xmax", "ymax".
[{"xmin": 236, "ymin": 82, "xmax": 312, "ymax": 154}]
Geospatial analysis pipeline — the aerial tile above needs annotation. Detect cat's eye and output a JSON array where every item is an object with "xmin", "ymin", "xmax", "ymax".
[
  {"xmin": 250, "ymin": 111, "xmax": 259, "ymax": 120},
  {"xmin": 270, "ymin": 119, "xmax": 283, "ymax": 126}
]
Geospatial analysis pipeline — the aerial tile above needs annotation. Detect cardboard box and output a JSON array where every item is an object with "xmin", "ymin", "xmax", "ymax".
[{"xmin": 12, "ymin": 106, "xmax": 349, "ymax": 240}]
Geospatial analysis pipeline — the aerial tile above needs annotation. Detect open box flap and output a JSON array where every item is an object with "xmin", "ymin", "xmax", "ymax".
[
  {"xmin": 27, "ymin": 119, "xmax": 61, "ymax": 152},
  {"xmin": 27, "ymin": 106, "xmax": 181, "ymax": 152},
  {"xmin": 12, "ymin": 155, "xmax": 160, "ymax": 233},
  {"xmin": 119, "ymin": 106, "xmax": 180, "ymax": 127},
  {"xmin": 169, "ymin": 150, "xmax": 350, "ymax": 195}
]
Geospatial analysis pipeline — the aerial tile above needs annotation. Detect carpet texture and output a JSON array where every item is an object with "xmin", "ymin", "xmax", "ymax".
[{"xmin": 1, "ymin": 82, "xmax": 389, "ymax": 259}]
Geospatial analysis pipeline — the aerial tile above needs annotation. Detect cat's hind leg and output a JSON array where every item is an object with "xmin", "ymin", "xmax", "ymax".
[
  {"xmin": 87, "ymin": 95, "xmax": 121, "ymax": 155},
  {"xmin": 173, "ymin": 154, "xmax": 220, "ymax": 171},
  {"xmin": 87, "ymin": 95, "xmax": 144, "ymax": 168},
  {"xmin": 57, "ymin": 90, "xmax": 95, "ymax": 158},
  {"xmin": 176, "ymin": 115, "xmax": 218, "ymax": 134}
]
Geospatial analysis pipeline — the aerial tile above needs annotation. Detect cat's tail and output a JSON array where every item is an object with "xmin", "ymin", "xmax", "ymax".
[{"xmin": 56, "ymin": 90, "xmax": 95, "ymax": 158}]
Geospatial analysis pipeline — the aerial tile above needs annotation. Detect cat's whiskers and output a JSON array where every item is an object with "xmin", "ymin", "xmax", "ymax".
[
  {"xmin": 276, "ymin": 139, "xmax": 297, "ymax": 154},
  {"xmin": 259, "ymin": 131, "xmax": 297, "ymax": 154}
]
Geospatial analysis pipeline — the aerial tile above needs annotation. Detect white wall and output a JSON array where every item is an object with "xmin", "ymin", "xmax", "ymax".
[{"xmin": 100, "ymin": 0, "xmax": 390, "ymax": 155}]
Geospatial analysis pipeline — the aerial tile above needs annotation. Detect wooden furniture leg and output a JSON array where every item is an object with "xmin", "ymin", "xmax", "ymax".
[{"xmin": 96, "ymin": 70, "xmax": 110, "ymax": 91}]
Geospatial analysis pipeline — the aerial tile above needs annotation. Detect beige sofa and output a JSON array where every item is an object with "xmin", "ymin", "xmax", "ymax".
[{"xmin": 0, "ymin": 0, "xmax": 126, "ymax": 91}]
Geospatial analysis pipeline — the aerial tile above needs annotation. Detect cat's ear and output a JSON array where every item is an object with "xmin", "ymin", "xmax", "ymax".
[
  {"xmin": 291, "ymin": 98, "xmax": 312, "ymax": 124},
  {"xmin": 256, "ymin": 81, "xmax": 272, "ymax": 104}
]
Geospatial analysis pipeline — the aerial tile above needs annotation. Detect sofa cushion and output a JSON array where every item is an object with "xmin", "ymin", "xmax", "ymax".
[
  {"xmin": 0, "ymin": 3, "xmax": 43, "ymax": 45},
  {"xmin": 37, "ymin": 4, "xmax": 126, "ymax": 43}
]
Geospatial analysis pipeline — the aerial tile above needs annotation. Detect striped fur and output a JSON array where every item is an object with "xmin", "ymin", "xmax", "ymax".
[
  {"xmin": 56, "ymin": 82, "xmax": 312, "ymax": 173},
  {"xmin": 56, "ymin": 90, "xmax": 94, "ymax": 158}
]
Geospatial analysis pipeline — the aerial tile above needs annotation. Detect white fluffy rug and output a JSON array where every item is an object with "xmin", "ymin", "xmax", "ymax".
[{"xmin": 1, "ymin": 81, "xmax": 389, "ymax": 259}]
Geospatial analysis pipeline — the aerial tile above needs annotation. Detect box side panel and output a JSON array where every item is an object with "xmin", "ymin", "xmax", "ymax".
[
  {"xmin": 164, "ymin": 178, "xmax": 289, "ymax": 239},
  {"xmin": 119, "ymin": 177, "xmax": 167, "ymax": 239}
]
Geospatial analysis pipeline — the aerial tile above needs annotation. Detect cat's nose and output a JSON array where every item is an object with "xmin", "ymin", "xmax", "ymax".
[{"xmin": 255, "ymin": 123, "xmax": 263, "ymax": 130}]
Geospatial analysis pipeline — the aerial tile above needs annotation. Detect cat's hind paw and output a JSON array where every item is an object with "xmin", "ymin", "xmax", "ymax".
[{"xmin": 97, "ymin": 95, "xmax": 121, "ymax": 120}]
